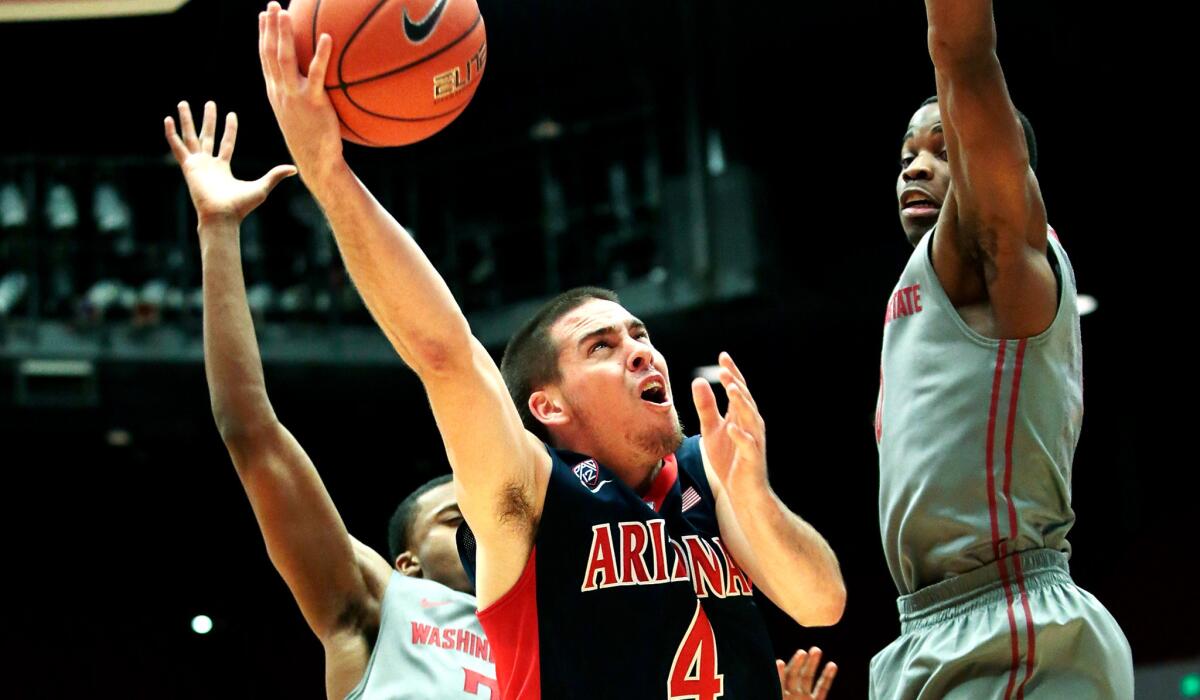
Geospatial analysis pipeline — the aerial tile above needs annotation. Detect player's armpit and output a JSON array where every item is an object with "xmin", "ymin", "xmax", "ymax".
[
  {"xmin": 350, "ymin": 536, "xmax": 393, "ymax": 606},
  {"xmin": 320, "ymin": 539, "xmax": 390, "ymax": 700},
  {"xmin": 926, "ymin": 1, "xmax": 1056, "ymax": 338},
  {"xmin": 419, "ymin": 338, "xmax": 552, "ymax": 608}
]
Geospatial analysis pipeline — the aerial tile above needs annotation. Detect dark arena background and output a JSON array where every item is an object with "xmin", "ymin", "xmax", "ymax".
[{"xmin": 0, "ymin": 1, "xmax": 1191, "ymax": 698}]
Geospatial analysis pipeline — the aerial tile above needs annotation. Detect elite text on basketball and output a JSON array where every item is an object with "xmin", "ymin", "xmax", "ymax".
[{"xmin": 434, "ymin": 41, "xmax": 487, "ymax": 100}]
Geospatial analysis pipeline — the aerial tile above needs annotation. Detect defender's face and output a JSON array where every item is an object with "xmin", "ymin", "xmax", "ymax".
[
  {"xmin": 897, "ymin": 103, "xmax": 950, "ymax": 246},
  {"xmin": 549, "ymin": 299, "xmax": 683, "ymax": 460},
  {"xmin": 405, "ymin": 482, "xmax": 472, "ymax": 594}
]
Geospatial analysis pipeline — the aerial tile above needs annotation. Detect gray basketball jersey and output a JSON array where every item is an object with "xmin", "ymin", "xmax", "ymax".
[
  {"xmin": 345, "ymin": 573, "xmax": 497, "ymax": 700},
  {"xmin": 875, "ymin": 228, "xmax": 1082, "ymax": 595}
]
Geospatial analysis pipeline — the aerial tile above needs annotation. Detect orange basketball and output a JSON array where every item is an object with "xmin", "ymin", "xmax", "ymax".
[{"xmin": 289, "ymin": 0, "xmax": 487, "ymax": 147}]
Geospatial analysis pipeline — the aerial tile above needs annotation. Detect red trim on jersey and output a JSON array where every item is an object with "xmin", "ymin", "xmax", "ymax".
[
  {"xmin": 1002, "ymin": 341, "xmax": 1027, "ymax": 545},
  {"xmin": 1004, "ymin": 340, "xmax": 1038, "ymax": 699},
  {"xmin": 986, "ymin": 341, "xmax": 1023, "ymax": 700},
  {"xmin": 985, "ymin": 340, "xmax": 1008, "ymax": 563},
  {"xmin": 476, "ymin": 548, "xmax": 541, "ymax": 700},
  {"xmin": 643, "ymin": 453, "xmax": 678, "ymax": 512}
]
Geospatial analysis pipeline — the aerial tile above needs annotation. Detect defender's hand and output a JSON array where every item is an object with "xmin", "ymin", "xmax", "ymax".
[{"xmin": 165, "ymin": 100, "xmax": 295, "ymax": 229}]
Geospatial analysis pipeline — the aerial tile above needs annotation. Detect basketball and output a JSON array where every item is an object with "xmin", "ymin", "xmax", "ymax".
[{"xmin": 289, "ymin": 0, "xmax": 487, "ymax": 147}]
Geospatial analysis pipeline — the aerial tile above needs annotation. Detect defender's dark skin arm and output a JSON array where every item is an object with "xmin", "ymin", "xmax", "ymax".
[
  {"xmin": 166, "ymin": 100, "xmax": 391, "ymax": 700},
  {"xmin": 926, "ymin": 0, "xmax": 1058, "ymax": 338}
]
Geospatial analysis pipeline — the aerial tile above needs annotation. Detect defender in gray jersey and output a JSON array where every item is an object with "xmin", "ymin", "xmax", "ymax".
[
  {"xmin": 166, "ymin": 101, "xmax": 497, "ymax": 699},
  {"xmin": 870, "ymin": 2, "xmax": 1133, "ymax": 698}
]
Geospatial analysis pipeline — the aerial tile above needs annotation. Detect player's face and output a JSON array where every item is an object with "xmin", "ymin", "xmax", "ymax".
[
  {"xmin": 550, "ymin": 299, "xmax": 684, "ymax": 464},
  {"xmin": 406, "ymin": 482, "xmax": 473, "ymax": 594},
  {"xmin": 897, "ymin": 103, "xmax": 950, "ymax": 246}
]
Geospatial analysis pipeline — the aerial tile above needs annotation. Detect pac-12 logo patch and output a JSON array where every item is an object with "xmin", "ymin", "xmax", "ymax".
[{"xmin": 573, "ymin": 459, "xmax": 600, "ymax": 488}]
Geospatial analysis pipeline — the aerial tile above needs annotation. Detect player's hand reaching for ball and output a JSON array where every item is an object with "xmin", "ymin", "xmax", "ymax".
[
  {"xmin": 165, "ymin": 100, "xmax": 296, "ymax": 230},
  {"xmin": 258, "ymin": 1, "xmax": 342, "ymax": 178},
  {"xmin": 692, "ymin": 352, "xmax": 769, "ymax": 495},
  {"xmin": 778, "ymin": 647, "xmax": 837, "ymax": 699}
]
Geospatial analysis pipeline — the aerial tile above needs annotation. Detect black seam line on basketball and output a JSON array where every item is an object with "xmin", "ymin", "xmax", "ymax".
[
  {"xmin": 325, "ymin": 11, "xmax": 483, "ymax": 91},
  {"xmin": 335, "ymin": 86, "xmax": 469, "ymax": 122},
  {"xmin": 335, "ymin": 0, "xmax": 393, "ymax": 89},
  {"xmin": 334, "ymin": 109, "xmax": 376, "ymax": 145}
]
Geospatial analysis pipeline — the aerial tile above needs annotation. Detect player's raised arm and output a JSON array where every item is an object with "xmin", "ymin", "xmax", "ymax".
[
  {"xmin": 257, "ymin": 3, "xmax": 548, "ymax": 606},
  {"xmin": 692, "ymin": 353, "xmax": 846, "ymax": 627},
  {"xmin": 166, "ymin": 102, "xmax": 391, "ymax": 691},
  {"xmin": 925, "ymin": 0, "xmax": 1057, "ymax": 338}
]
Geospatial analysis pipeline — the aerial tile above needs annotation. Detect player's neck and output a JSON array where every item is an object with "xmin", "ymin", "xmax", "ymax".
[
  {"xmin": 603, "ymin": 453, "xmax": 664, "ymax": 495},
  {"xmin": 552, "ymin": 426, "xmax": 669, "ymax": 493},
  {"xmin": 557, "ymin": 437, "xmax": 661, "ymax": 493},
  {"xmin": 631, "ymin": 459, "xmax": 665, "ymax": 496}
]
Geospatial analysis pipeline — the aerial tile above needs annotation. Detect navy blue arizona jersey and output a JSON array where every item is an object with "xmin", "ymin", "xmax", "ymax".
[{"xmin": 468, "ymin": 435, "xmax": 780, "ymax": 700}]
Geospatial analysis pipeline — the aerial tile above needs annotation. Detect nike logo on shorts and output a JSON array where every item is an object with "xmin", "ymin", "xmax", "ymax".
[
  {"xmin": 403, "ymin": 0, "xmax": 448, "ymax": 43},
  {"xmin": 419, "ymin": 598, "xmax": 452, "ymax": 608}
]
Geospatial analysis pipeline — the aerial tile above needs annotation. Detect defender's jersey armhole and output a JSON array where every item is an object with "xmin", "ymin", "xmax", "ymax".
[
  {"xmin": 922, "ymin": 225, "xmax": 1077, "ymax": 346},
  {"xmin": 342, "ymin": 572, "xmax": 401, "ymax": 700},
  {"xmin": 1021, "ymin": 231, "xmax": 1078, "ymax": 346},
  {"xmin": 477, "ymin": 548, "xmax": 541, "ymax": 700}
]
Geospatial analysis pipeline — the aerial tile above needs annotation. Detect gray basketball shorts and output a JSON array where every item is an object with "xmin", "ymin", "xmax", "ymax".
[{"xmin": 869, "ymin": 549, "xmax": 1133, "ymax": 699}]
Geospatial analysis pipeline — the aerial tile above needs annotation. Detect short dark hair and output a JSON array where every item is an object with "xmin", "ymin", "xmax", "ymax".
[
  {"xmin": 387, "ymin": 473, "xmax": 454, "ymax": 562},
  {"xmin": 500, "ymin": 286, "xmax": 620, "ymax": 442},
  {"xmin": 919, "ymin": 95, "xmax": 1038, "ymax": 171}
]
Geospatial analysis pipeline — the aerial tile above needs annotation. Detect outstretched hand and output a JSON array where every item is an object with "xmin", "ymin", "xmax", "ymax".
[
  {"xmin": 777, "ymin": 647, "xmax": 837, "ymax": 699},
  {"xmin": 258, "ymin": 1, "xmax": 342, "ymax": 175},
  {"xmin": 165, "ymin": 100, "xmax": 296, "ymax": 228},
  {"xmin": 691, "ymin": 352, "xmax": 768, "ymax": 493}
]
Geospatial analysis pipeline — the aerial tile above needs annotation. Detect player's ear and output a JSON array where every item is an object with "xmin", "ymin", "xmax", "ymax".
[
  {"xmin": 529, "ymin": 386, "xmax": 568, "ymax": 430},
  {"xmin": 395, "ymin": 551, "xmax": 422, "ymax": 578}
]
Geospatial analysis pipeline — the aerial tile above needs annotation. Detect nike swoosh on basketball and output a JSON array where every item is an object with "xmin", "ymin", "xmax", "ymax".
[
  {"xmin": 403, "ymin": 0, "xmax": 449, "ymax": 43},
  {"xmin": 420, "ymin": 598, "xmax": 452, "ymax": 608}
]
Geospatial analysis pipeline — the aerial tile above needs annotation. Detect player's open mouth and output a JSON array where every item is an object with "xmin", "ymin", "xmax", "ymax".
[
  {"xmin": 901, "ymin": 189, "xmax": 940, "ymax": 217},
  {"xmin": 638, "ymin": 378, "xmax": 671, "ymax": 408}
]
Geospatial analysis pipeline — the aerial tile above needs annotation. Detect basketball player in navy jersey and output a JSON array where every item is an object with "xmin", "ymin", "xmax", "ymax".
[
  {"xmin": 256, "ymin": 3, "xmax": 845, "ymax": 698},
  {"xmin": 166, "ymin": 100, "xmax": 497, "ymax": 699},
  {"xmin": 871, "ymin": 2, "xmax": 1134, "ymax": 697}
]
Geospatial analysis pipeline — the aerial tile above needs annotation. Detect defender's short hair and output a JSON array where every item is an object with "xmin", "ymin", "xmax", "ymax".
[{"xmin": 387, "ymin": 474, "xmax": 454, "ymax": 562}]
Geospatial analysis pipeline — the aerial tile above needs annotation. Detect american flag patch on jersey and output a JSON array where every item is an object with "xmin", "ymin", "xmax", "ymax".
[{"xmin": 681, "ymin": 486, "xmax": 701, "ymax": 512}]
